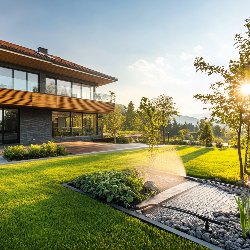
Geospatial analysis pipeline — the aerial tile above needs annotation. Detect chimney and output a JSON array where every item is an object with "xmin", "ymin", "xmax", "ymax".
[{"xmin": 37, "ymin": 47, "xmax": 48, "ymax": 54}]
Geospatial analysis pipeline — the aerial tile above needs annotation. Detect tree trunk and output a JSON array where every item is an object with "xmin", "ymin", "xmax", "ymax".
[
  {"xmin": 244, "ymin": 123, "xmax": 250, "ymax": 178},
  {"xmin": 237, "ymin": 113, "xmax": 244, "ymax": 182},
  {"xmin": 114, "ymin": 130, "xmax": 117, "ymax": 144},
  {"xmin": 244, "ymin": 123, "xmax": 250, "ymax": 173},
  {"xmin": 162, "ymin": 126, "xmax": 166, "ymax": 144}
]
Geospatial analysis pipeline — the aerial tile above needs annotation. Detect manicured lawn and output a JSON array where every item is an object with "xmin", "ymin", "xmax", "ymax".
[
  {"xmin": 0, "ymin": 148, "xmax": 204, "ymax": 250},
  {"xmin": 177, "ymin": 146, "xmax": 241, "ymax": 183}
]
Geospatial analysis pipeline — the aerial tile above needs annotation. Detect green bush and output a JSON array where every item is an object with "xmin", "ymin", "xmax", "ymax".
[
  {"xmin": 2, "ymin": 145, "xmax": 28, "ymax": 161},
  {"xmin": 3, "ymin": 141, "xmax": 67, "ymax": 161},
  {"xmin": 28, "ymin": 144, "xmax": 42, "ymax": 159},
  {"xmin": 56, "ymin": 145, "xmax": 67, "ymax": 156},
  {"xmin": 73, "ymin": 169, "xmax": 154, "ymax": 207},
  {"xmin": 116, "ymin": 135, "xmax": 132, "ymax": 144}
]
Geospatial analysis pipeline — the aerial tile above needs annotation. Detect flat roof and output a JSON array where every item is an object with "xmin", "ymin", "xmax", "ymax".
[{"xmin": 0, "ymin": 40, "xmax": 118, "ymax": 86}]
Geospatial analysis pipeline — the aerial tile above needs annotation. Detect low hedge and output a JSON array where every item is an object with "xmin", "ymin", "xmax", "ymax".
[
  {"xmin": 3, "ymin": 141, "xmax": 67, "ymax": 161},
  {"xmin": 73, "ymin": 169, "xmax": 155, "ymax": 207}
]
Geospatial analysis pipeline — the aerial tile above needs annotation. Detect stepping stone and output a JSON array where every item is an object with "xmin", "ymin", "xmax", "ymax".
[{"xmin": 137, "ymin": 180, "xmax": 200, "ymax": 209}]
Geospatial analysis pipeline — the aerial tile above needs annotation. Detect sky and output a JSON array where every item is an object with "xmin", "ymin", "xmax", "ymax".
[{"xmin": 0, "ymin": 0, "xmax": 250, "ymax": 115}]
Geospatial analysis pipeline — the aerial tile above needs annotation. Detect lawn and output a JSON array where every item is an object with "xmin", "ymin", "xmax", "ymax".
[
  {"xmin": 177, "ymin": 146, "xmax": 241, "ymax": 183},
  {"xmin": 0, "ymin": 148, "xmax": 204, "ymax": 250}
]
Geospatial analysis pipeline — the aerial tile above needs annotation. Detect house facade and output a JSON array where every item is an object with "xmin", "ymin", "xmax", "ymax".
[{"xmin": 0, "ymin": 40, "xmax": 117, "ymax": 144}]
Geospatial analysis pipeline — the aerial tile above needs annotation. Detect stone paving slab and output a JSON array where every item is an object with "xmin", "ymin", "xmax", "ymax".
[{"xmin": 137, "ymin": 180, "xmax": 200, "ymax": 209}]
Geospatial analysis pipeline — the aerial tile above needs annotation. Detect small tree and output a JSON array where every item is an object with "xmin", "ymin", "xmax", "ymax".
[
  {"xmin": 124, "ymin": 101, "xmax": 136, "ymax": 131},
  {"xmin": 103, "ymin": 105, "xmax": 124, "ymax": 143},
  {"xmin": 138, "ymin": 97, "xmax": 161, "ymax": 150},
  {"xmin": 153, "ymin": 94, "xmax": 178, "ymax": 144},
  {"xmin": 199, "ymin": 121, "xmax": 214, "ymax": 146}
]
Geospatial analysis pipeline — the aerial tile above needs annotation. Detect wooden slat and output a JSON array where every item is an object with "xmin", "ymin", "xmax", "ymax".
[{"xmin": 0, "ymin": 88, "xmax": 114, "ymax": 113}]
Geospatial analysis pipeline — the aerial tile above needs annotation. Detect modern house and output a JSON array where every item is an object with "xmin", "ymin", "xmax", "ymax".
[{"xmin": 0, "ymin": 40, "xmax": 117, "ymax": 144}]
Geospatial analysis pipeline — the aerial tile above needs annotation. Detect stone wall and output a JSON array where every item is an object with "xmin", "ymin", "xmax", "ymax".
[{"xmin": 20, "ymin": 108, "xmax": 52, "ymax": 144}]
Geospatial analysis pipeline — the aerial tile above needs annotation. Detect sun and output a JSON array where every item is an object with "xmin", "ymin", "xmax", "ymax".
[{"xmin": 240, "ymin": 83, "xmax": 250, "ymax": 95}]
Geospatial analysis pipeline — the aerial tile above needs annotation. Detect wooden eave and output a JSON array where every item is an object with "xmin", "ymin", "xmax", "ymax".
[
  {"xmin": 0, "ymin": 88, "xmax": 114, "ymax": 113},
  {"xmin": 0, "ymin": 48, "xmax": 116, "ymax": 86}
]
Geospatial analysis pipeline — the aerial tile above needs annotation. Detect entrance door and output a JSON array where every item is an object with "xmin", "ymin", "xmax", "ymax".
[{"xmin": 1, "ymin": 108, "xmax": 19, "ymax": 144}]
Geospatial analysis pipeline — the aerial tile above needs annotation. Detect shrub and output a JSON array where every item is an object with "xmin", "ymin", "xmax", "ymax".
[
  {"xmin": 73, "ymin": 169, "xmax": 154, "ymax": 207},
  {"xmin": 28, "ymin": 144, "xmax": 42, "ymax": 159},
  {"xmin": 2, "ymin": 145, "xmax": 28, "ymax": 161},
  {"xmin": 40, "ymin": 141, "xmax": 58, "ymax": 157},
  {"xmin": 3, "ymin": 141, "xmax": 67, "ymax": 161},
  {"xmin": 116, "ymin": 135, "xmax": 132, "ymax": 144},
  {"xmin": 56, "ymin": 145, "xmax": 67, "ymax": 156}
]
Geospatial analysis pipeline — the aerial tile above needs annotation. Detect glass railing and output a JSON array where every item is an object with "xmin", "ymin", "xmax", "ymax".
[{"xmin": 93, "ymin": 92, "xmax": 114, "ymax": 103}]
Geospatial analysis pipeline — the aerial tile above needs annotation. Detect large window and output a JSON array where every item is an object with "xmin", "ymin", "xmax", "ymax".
[
  {"xmin": 4, "ymin": 109, "xmax": 19, "ymax": 143},
  {"xmin": 14, "ymin": 70, "xmax": 26, "ymax": 91},
  {"xmin": 52, "ymin": 111, "xmax": 98, "ymax": 137},
  {"xmin": 82, "ymin": 85, "xmax": 91, "ymax": 99},
  {"xmin": 27, "ymin": 73, "xmax": 39, "ymax": 92},
  {"xmin": 0, "ymin": 67, "xmax": 13, "ymax": 89},
  {"xmin": 57, "ymin": 80, "xmax": 71, "ymax": 96},
  {"xmin": 45, "ymin": 78, "xmax": 56, "ymax": 94},
  {"xmin": 72, "ymin": 112, "xmax": 83, "ymax": 136},
  {"xmin": 72, "ymin": 83, "xmax": 82, "ymax": 98},
  {"xmin": 83, "ymin": 114, "xmax": 97, "ymax": 136},
  {"xmin": 0, "ymin": 108, "xmax": 19, "ymax": 144},
  {"xmin": 52, "ymin": 112, "xmax": 71, "ymax": 137}
]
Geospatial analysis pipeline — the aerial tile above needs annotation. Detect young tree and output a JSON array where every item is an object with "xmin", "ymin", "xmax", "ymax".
[
  {"xmin": 193, "ymin": 18, "xmax": 250, "ymax": 182},
  {"xmin": 103, "ymin": 105, "xmax": 124, "ymax": 143},
  {"xmin": 138, "ymin": 97, "xmax": 161, "ymax": 150},
  {"xmin": 199, "ymin": 121, "xmax": 214, "ymax": 146},
  {"xmin": 124, "ymin": 101, "xmax": 136, "ymax": 131},
  {"xmin": 153, "ymin": 94, "xmax": 178, "ymax": 144}
]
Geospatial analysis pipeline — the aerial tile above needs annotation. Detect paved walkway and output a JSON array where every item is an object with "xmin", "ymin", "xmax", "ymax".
[{"xmin": 57, "ymin": 141, "xmax": 148, "ymax": 154}]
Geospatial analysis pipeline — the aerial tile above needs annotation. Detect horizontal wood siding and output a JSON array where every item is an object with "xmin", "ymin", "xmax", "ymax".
[{"xmin": 0, "ymin": 88, "xmax": 114, "ymax": 113}]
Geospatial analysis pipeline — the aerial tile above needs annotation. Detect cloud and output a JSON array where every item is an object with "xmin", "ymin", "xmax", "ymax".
[{"xmin": 128, "ymin": 56, "xmax": 182, "ymax": 87}]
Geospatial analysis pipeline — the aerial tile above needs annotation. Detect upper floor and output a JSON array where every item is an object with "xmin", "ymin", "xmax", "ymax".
[{"xmin": 0, "ymin": 40, "xmax": 117, "ymax": 104}]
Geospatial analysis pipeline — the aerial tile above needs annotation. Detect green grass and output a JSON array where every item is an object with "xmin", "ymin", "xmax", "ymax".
[
  {"xmin": 177, "ymin": 146, "xmax": 241, "ymax": 183},
  {"xmin": 0, "ymin": 148, "xmax": 204, "ymax": 250}
]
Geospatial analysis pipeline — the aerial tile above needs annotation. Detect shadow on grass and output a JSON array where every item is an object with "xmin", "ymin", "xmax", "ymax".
[{"xmin": 178, "ymin": 147, "xmax": 214, "ymax": 163}]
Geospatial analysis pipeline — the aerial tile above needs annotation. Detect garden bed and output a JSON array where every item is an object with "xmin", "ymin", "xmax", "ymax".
[
  {"xmin": 65, "ymin": 172, "xmax": 250, "ymax": 250},
  {"xmin": 63, "ymin": 182, "xmax": 219, "ymax": 250}
]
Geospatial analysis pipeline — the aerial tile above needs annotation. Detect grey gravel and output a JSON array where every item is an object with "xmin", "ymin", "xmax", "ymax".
[{"xmin": 143, "ymin": 177, "xmax": 250, "ymax": 249}]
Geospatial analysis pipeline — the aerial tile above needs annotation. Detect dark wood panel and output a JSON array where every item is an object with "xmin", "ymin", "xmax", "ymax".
[{"xmin": 0, "ymin": 88, "xmax": 114, "ymax": 113}]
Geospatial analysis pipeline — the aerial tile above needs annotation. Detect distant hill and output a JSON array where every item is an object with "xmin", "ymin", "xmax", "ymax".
[{"xmin": 174, "ymin": 115, "xmax": 199, "ymax": 125}]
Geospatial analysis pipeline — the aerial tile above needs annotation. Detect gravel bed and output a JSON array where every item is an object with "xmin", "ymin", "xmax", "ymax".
[{"xmin": 139, "ymin": 178, "xmax": 250, "ymax": 250}]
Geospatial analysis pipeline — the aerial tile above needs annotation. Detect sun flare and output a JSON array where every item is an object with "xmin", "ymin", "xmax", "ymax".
[{"xmin": 240, "ymin": 84, "xmax": 250, "ymax": 95}]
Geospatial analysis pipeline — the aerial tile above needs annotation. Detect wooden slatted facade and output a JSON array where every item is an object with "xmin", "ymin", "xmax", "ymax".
[{"xmin": 0, "ymin": 88, "xmax": 114, "ymax": 113}]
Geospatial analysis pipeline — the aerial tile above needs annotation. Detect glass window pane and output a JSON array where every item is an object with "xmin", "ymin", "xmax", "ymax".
[
  {"xmin": 82, "ymin": 85, "xmax": 91, "ymax": 99},
  {"xmin": 28, "ymin": 73, "xmax": 38, "ymax": 92},
  {"xmin": 3, "ymin": 109, "xmax": 19, "ymax": 143},
  {"xmin": 14, "ymin": 70, "xmax": 27, "ymax": 91},
  {"xmin": 72, "ymin": 112, "xmax": 83, "ymax": 136},
  {"xmin": 83, "ymin": 114, "xmax": 96, "ymax": 136},
  {"xmin": 72, "ymin": 83, "xmax": 82, "ymax": 98},
  {"xmin": 52, "ymin": 111, "xmax": 71, "ymax": 136},
  {"xmin": 45, "ymin": 78, "xmax": 56, "ymax": 94},
  {"xmin": 57, "ymin": 80, "xmax": 71, "ymax": 96},
  {"xmin": 0, "ymin": 67, "xmax": 13, "ymax": 89}
]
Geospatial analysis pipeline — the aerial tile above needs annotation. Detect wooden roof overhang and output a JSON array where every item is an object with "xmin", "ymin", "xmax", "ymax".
[
  {"xmin": 0, "ymin": 88, "xmax": 114, "ymax": 114},
  {"xmin": 0, "ymin": 48, "xmax": 117, "ymax": 86}
]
